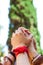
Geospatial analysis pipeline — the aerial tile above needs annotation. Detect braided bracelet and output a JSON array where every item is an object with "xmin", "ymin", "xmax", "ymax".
[
  {"xmin": 32, "ymin": 54, "xmax": 41, "ymax": 63},
  {"xmin": 4, "ymin": 56, "xmax": 13, "ymax": 65},
  {"xmin": 10, "ymin": 52, "xmax": 16, "ymax": 60}
]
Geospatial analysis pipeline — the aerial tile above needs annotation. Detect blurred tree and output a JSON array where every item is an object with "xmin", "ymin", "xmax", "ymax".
[{"xmin": 7, "ymin": 0, "xmax": 42, "ymax": 54}]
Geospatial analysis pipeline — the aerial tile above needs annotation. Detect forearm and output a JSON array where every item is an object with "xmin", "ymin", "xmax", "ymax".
[
  {"xmin": 28, "ymin": 47, "xmax": 43, "ymax": 65},
  {"xmin": 16, "ymin": 52, "xmax": 30, "ymax": 65},
  {"xmin": 28, "ymin": 46, "xmax": 38, "ymax": 60}
]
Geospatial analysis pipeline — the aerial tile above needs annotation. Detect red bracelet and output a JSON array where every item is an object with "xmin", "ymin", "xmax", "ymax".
[{"xmin": 12, "ymin": 46, "xmax": 28, "ymax": 56}]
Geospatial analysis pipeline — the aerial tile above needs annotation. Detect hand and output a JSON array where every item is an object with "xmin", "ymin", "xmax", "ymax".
[
  {"xmin": 11, "ymin": 30, "xmax": 25, "ymax": 49},
  {"xmin": 11, "ymin": 28, "xmax": 32, "ymax": 49},
  {"xmin": 18, "ymin": 27, "xmax": 33, "ymax": 47},
  {"xmin": 18, "ymin": 27, "xmax": 36, "ymax": 49},
  {"xmin": 28, "ymin": 38, "xmax": 37, "ymax": 50}
]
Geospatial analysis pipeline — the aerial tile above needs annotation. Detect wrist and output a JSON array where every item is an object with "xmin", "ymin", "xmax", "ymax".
[
  {"xmin": 12, "ymin": 46, "xmax": 28, "ymax": 58},
  {"xmin": 12, "ymin": 43, "xmax": 26, "ymax": 50},
  {"xmin": 9, "ymin": 52, "xmax": 16, "ymax": 61},
  {"xmin": 28, "ymin": 47, "xmax": 38, "ymax": 60}
]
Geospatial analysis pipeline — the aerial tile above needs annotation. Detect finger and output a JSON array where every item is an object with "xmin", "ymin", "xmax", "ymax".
[
  {"xmin": 15, "ymin": 30, "xmax": 21, "ymax": 35},
  {"xmin": 18, "ymin": 27, "xmax": 33, "ymax": 40},
  {"xmin": 24, "ymin": 30, "xmax": 31, "ymax": 35},
  {"xmin": 18, "ymin": 27, "xmax": 25, "ymax": 30},
  {"xmin": 20, "ymin": 29, "xmax": 30, "ymax": 37},
  {"xmin": 18, "ymin": 27, "xmax": 27, "ymax": 36},
  {"xmin": 18, "ymin": 28, "xmax": 27, "ymax": 36},
  {"xmin": 18, "ymin": 27, "xmax": 24, "ymax": 33},
  {"xmin": 15, "ymin": 29, "xmax": 23, "ymax": 36},
  {"xmin": 12, "ymin": 32, "xmax": 15, "ymax": 38},
  {"xmin": 15, "ymin": 30, "xmax": 19, "ymax": 34},
  {"xmin": 18, "ymin": 27, "xmax": 31, "ymax": 35}
]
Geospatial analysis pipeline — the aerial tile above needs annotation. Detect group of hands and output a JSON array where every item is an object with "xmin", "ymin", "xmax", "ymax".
[
  {"xmin": 11, "ymin": 27, "xmax": 36, "ymax": 55},
  {"xmin": 0, "ymin": 27, "xmax": 37, "ymax": 65}
]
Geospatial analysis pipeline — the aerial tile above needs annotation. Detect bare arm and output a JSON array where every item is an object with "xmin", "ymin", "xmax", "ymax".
[
  {"xmin": 3, "ymin": 53, "xmax": 15, "ymax": 65},
  {"xmin": 28, "ymin": 39, "xmax": 43, "ymax": 65},
  {"xmin": 16, "ymin": 52, "xmax": 30, "ymax": 65}
]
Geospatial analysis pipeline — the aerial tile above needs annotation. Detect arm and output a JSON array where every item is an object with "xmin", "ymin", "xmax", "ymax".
[
  {"xmin": 3, "ymin": 28, "xmax": 26, "ymax": 65},
  {"xmin": 17, "ymin": 27, "xmax": 43, "ymax": 65},
  {"xmin": 3, "ymin": 53, "xmax": 15, "ymax": 65},
  {"xmin": 16, "ymin": 52, "xmax": 30, "ymax": 65},
  {"xmin": 28, "ymin": 39, "xmax": 43, "ymax": 65}
]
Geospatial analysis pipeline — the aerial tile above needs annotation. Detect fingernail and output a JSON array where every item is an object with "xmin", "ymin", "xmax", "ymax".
[{"xmin": 24, "ymin": 30, "xmax": 30, "ymax": 35}]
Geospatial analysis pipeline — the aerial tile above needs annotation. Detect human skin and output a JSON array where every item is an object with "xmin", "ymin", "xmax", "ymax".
[
  {"xmin": 19, "ymin": 27, "xmax": 43, "ymax": 65},
  {"xmin": 1, "ymin": 27, "xmax": 43, "ymax": 65},
  {"xmin": 16, "ymin": 52, "xmax": 30, "ymax": 65},
  {"xmin": 13, "ymin": 27, "xmax": 43, "ymax": 65},
  {"xmin": 11, "ymin": 27, "xmax": 38, "ymax": 65},
  {"xmin": 11, "ymin": 29, "xmax": 32, "ymax": 65},
  {"xmin": 11, "ymin": 29, "xmax": 32, "ymax": 49},
  {"xmin": 1, "ymin": 28, "xmax": 32, "ymax": 65}
]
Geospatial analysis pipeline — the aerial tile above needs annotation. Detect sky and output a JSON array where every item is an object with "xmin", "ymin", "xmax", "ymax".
[
  {"xmin": 0, "ymin": 0, "xmax": 43, "ymax": 50},
  {"xmin": 33, "ymin": 0, "xmax": 43, "ymax": 49},
  {"xmin": 0, "ymin": 0, "xmax": 10, "ymax": 46}
]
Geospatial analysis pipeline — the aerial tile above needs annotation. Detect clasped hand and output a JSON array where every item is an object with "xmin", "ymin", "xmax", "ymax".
[{"xmin": 11, "ymin": 27, "xmax": 35, "ymax": 49}]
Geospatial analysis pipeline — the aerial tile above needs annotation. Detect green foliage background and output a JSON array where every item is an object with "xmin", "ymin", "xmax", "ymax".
[{"xmin": 7, "ymin": 0, "xmax": 43, "ymax": 54}]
